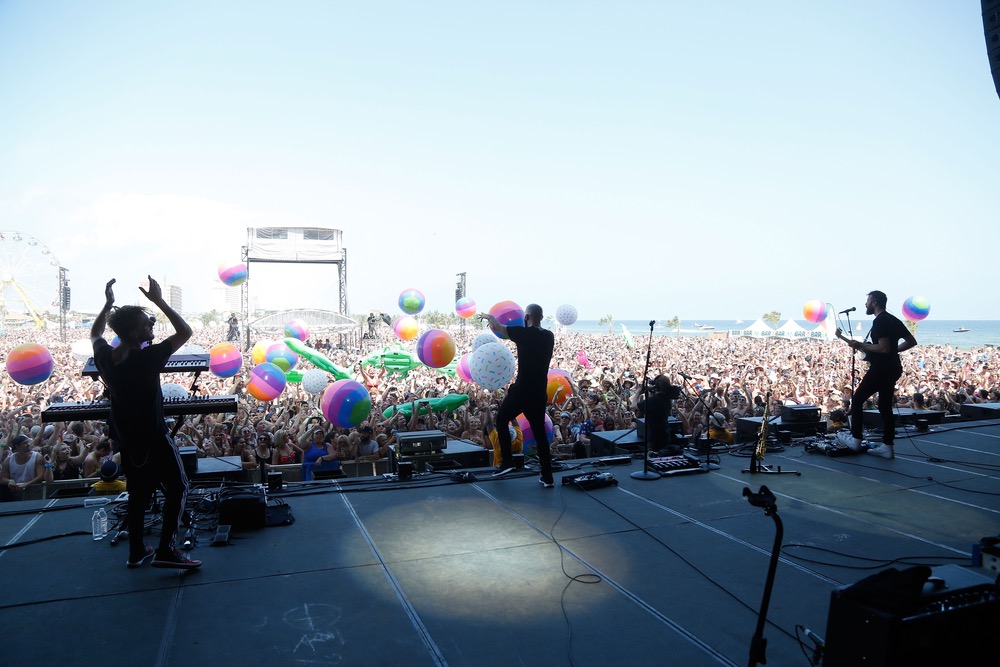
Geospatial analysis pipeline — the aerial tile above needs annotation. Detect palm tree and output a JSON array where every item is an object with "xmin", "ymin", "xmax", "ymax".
[
  {"xmin": 762, "ymin": 311, "xmax": 781, "ymax": 327},
  {"xmin": 598, "ymin": 314, "xmax": 614, "ymax": 334},
  {"xmin": 199, "ymin": 310, "xmax": 221, "ymax": 328},
  {"xmin": 666, "ymin": 316, "xmax": 681, "ymax": 337}
]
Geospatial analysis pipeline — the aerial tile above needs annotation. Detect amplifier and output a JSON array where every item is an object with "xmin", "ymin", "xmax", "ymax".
[
  {"xmin": 218, "ymin": 487, "xmax": 267, "ymax": 530},
  {"xmin": 780, "ymin": 404, "xmax": 820, "ymax": 423},
  {"xmin": 397, "ymin": 429, "xmax": 447, "ymax": 455},
  {"xmin": 824, "ymin": 564, "xmax": 1000, "ymax": 666}
]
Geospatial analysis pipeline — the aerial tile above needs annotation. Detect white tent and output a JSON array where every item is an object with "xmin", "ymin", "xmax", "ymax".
[
  {"xmin": 774, "ymin": 320, "xmax": 809, "ymax": 340},
  {"xmin": 732, "ymin": 319, "xmax": 774, "ymax": 338}
]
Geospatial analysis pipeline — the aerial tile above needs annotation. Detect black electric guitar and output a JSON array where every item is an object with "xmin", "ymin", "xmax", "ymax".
[{"xmin": 835, "ymin": 327, "xmax": 869, "ymax": 363}]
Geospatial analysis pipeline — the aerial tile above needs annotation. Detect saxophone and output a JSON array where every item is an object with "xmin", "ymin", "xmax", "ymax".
[{"xmin": 756, "ymin": 391, "xmax": 771, "ymax": 462}]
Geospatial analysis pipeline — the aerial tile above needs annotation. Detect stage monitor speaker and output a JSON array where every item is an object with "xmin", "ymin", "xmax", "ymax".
[
  {"xmin": 178, "ymin": 445, "xmax": 198, "ymax": 478},
  {"xmin": 985, "ymin": 0, "xmax": 1000, "ymax": 99},
  {"xmin": 780, "ymin": 404, "xmax": 820, "ymax": 423},
  {"xmin": 397, "ymin": 429, "xmax": 447, "ymax": 455},
  {"xmin": 823, "ymin": 564, "xmax": 1000, "ymax": 666}
]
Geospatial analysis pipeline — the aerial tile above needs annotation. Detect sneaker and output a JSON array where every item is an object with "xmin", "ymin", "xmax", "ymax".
[
  {"xmin": 867, "ymin": 444, "xmax": 894, "ymax": 460},
  {"xmin": 492, "ymin": 465, "xmax": 515, "ymax": 478},
  {"xmin": 152, "ymin": 547, "xmax": 203, "ymax": 570},
  {"xmin": 835, "ymin": 431, "xmax": 863, "ymax": 452},
  {"xmin": 126, "ymin": 545, "xmax": 155, "ymax": 569},
  {"xmin": 538, "ymin": 477, "xmax": 554, "ymax": 489}
]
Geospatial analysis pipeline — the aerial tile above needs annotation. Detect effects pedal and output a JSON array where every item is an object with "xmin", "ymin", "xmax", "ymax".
[{"xmin": 562, "ymin": 471, "xmax": 618, "ymax": 490}]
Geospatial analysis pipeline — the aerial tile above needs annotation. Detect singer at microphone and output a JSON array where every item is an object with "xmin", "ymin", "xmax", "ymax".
[
  {"xmin": 632, "ymin": 375, "xmax": 682, "ymax": 455},
  {"xmin": 839, "ymin": 307, "xmax": 856, "ymax": 314}
]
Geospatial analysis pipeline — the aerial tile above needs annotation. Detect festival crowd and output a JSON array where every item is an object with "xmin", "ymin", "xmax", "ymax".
[{"xmin": 2, "ymin": 322, "xmax": 997, "ymax": 499}]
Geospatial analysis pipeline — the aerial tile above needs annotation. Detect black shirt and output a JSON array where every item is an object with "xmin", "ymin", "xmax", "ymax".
[
  {"xmin": 507, "ymin": 325, "xmax": 555, "ymax": 394},
  {"xmin": 867, "ymin": 311, "xmax": 910, "ymax": 372},
  {"xmin": 93, "ymin": 339, "xmax": 173, "ymax": 448},
  {"xmin": 637, "ymin": 391, "xmax": 672, "ymax": 448}
]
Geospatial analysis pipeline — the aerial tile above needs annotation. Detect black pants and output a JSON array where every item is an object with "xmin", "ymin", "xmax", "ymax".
[
  {"xmin": 495, "ymin": 387, "xmax": 552, "ymax": 482},
  {"xmin": 850, "ymin": 364, "xmax": 902, "ymax": 445},
  {"xmin": 121, "ymin": 434, "xmax": 189, "ymax": 556}
]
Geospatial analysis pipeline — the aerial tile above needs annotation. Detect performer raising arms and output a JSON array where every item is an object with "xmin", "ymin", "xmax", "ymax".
[
  {"xmin": 835, "ymin": 290, "xmax": 917, "ymax": 459},
  {"xmin": 91, "ymin": 277, "xmax": 201, "ymax": 569},
  {"xmin": 479, "ymin": 304, "xmax": 556, "ymax": 487}
]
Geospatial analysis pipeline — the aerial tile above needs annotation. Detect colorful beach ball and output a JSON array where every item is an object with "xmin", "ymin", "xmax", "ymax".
[
  {"xmin": 455, "ymin": 353, "xmax": 473, "ymax": 382},
  {"xmin": 470, "ymin": 342, "xmax": 516, "ymax": 390},
  {"xmin": 5, "ymin": 343, "xmax": 54, "ymax": 386},
  {"xmin": 301, "ymin": 369, "xmax": 330, "ymax": 395},
  {"xmin": 488, "ymin": 300, "xmax": 524, "ymax": 339},
  {"xmin": 247, "ymin": 362, "xmax": 286, "ymax": 402},
  {"xmin": 556, "ymin": 304, "xmax": 578, "ymax": 326},
  {"xmin": 209, "ymin": 342, "xmax": 243, "ymax": 378},
  {"xmin": 516, "ymin": 413, "xmax": 555, "ymax": 448},
  {"xmin": 218, "ymin": 262, "xmax": 248, "ymax": 287},
  {"xmin": 321, "ymin": 379, "xmax": 372, "ymax": 428},
  {"xmin": 416, "ymin": 329, "xmax": 456, "ymax": 369},
  {"xmin": 472, "ymin": 332, "xmax": 496, "ymax": 351},
  {"xmin": 265, "ymin": 342, "xmax": 298, "ymax": 372},
  {"xmin": 284, "ymin": 319, "xmax": 309, "ymax": 342},
  {"xmin": 455, "ymin": 297, "xmax": 477, "ymax": 319},
  {"xmin": 394, "ymin": 315, "xmax": 419, "ymax": 341},
  {"xmin": 802, "ymin": 299, "xmax": 828, "ymax": 324},
  {"xmin": 251, "ymin": 339, "xmax": 273, "ymax": 365},
  {"xmin": 161, "ymin": 383, "xmax": 189, "ymax": 401},
  {"xmin": 398, "ymin": 288, "xmax": 426, "ymax": 315},
  {"xmin": 546, "ymin": 369, "xmax": 574, "ymax": 404},
  {"xmin": 902, "ymin": 295, "xmax": 930, "ymax": 322}
]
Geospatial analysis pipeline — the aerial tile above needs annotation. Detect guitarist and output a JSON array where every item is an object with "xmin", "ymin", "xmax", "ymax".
[{"xmin": 835, "ymin": 290, "xmax": 917, "ymax": 459}]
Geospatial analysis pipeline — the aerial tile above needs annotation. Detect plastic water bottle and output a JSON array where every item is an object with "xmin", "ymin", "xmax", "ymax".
[
  {"xmin": 98, "ymin": 508, "xmax": 108, "ymax": 537},
  {"xmin": 91, "ymin": 511, "xmax": 103, "ymax": 540},
  {"xmin": 84, "ymin": 497, "xmax": 109, "ymax": 507}
]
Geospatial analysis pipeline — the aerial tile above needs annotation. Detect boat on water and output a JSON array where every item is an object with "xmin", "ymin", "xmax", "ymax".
[
  {"xmin": 953, "ymin": 326, "xmax": 970, "ymax": 333},
  {"xmin": 699, "ymin": 325, "xmax": 715, "ymax": 330}
]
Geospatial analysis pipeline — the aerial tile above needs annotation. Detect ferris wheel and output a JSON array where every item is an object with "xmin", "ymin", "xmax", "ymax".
[{"xmin": 0, "ymin": 230, "xmax": 62, "ymax": 327}]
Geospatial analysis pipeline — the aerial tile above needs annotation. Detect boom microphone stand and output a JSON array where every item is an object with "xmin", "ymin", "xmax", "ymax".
[
  {"xmin": 677, "ymin": 373, "xmax": 720, "ymax": 471},
  {"xmin": 631, "ymin": 320, "xmax": 660, "ymax": 481}
]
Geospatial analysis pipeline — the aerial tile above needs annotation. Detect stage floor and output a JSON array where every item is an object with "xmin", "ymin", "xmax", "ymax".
[{"xmin": 2, "ymin": 419, "xmax": 999, "ymax": 666}]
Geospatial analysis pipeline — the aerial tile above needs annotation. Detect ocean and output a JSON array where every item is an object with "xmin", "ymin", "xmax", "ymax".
[{"xmin": 558, "ymin": 319, "xmax": 999, "ymax": 350}]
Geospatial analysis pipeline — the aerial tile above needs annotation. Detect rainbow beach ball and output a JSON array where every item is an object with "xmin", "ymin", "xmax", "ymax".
[
  {"xmin": 284, "ymin": 319, "xmax": 309, "ymax": 342},
  {"xmin": 247, "ymin": 362, "xmax": 286, "ymax": 402},
  {"xmin": 398, "ymin": 288, "xmax": 426, "ymax": 315},
  {"xmin": 209, "ymin": 342, "xmax": 243, "ymax": 378},
  {"xmin": 488, "ymin": 300, "xmax": 525, "ymax": 339},
  {"xmin": 546, "ymin": 369, "xmax": 574, "ymax": 404},
  {"xmin": 394, "ymin": 315, "xmax": 419, "ymax": 341},
  {"xmin": 266, "ymin": 342, "xmax": 298, "ymax": 372},
  {"xmin": 802, "ymin": 299, "xmax": 828, "ymax": 324},
  {"xmin": 516, "ymin": 413, "xmax": 555, "ymax": 448},
  {"xmin": 902, "ymin": 295, "xmax": 930, "ymax": 322},
  {"xmin": 321, "ymin": 379, "xmax": 372, "ymax": 428},
  {"xmin": 5, "ymin": 343, "xmax": 54, "ymax": 385},
  {"xmin": 455, "ymin": 297, "xmax": 477, "ymax": 319},
  {"xmin": 218, "ymin": 262, "xmax": 248, "ymax": 287},
  {"xmin": 456, "ymin": 353, "xmax": 473, "ymax": 382},
  {"xmin": 416, "ymin": 329, "xmax": 456, "ymax": 369},
  {"xmin": 251, "ymin": 339, "xmax": 273, "ymax": 365}
]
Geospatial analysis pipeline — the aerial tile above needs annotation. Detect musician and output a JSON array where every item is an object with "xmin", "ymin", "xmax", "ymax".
[
  {"xmin": 634, "ymin": 375, "xmax": 681, "ymax": 455},
  {"xmin": 226, "ymin": 314, "xmax": 239, "ymax": 342},
  {"xmin": 91, "ymin": 277, "xmax": 201, "ymax": 569},
  {"xmin": 835, "ymin": 290, "xmax": 917, "ymax": 459}
]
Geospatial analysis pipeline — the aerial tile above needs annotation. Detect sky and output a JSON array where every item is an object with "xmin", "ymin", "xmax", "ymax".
[{"xmin": 1, "ymin": 1, "xmax": 998, "ymax": 323}]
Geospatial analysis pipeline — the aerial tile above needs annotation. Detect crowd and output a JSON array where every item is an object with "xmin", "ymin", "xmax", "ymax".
[{"xmin": 1, "ymin": 321, "xmax": 997, "ymax": 498}]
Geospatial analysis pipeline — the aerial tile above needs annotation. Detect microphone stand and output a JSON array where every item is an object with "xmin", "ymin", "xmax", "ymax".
[
  {"xmin": 677, "ymin": 374, "xmax": 720, "ymax": 471},
  {"xmin": 844, "ymin": 310, "xmax": 857, "ymax": 390},
  {"xmin": 631, "ymin": 320, "xmax": 660, "ymax": 480},
  {"xmin": 742, "ymin": 485, "xmax": 783, "ymax": 667}
]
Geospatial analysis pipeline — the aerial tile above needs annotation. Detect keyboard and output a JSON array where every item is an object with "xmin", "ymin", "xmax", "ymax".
[{"xmin": 42, "ymin": 395, "xmax": 239, "ymax": 422}]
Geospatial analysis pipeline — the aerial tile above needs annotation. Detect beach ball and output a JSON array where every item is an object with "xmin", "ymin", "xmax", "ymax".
[
  {"xmin": 5, "ymin": 344, "xmax": 54, "ymax": 385},
  {"xmin": 556, "ymin": 304, "xmax": 578, "ymax": 326},
  {"xmin": 70, "ymin": 339, "xmax": 92, "ymax": 362},
  {"xmin": 398, "ymin": 288, "xmax": 426, "ymax": 315},
  {"xmin": 111, "ymin": 335, "xmax": 122, "ymax": 348},
  {"xmin": 247, "ymin": 362, "xmax": 286, "ymax": 402},
  {"xmin": 902, "ymin": 295, "xmax": 930, "ymax": 322},
  {"xmin": 455, "ymin": 297, "xmax": 477, "ymax": 319},
  {"xmin": 302, "ymin": 369, "xmax": 330, "ymax": 395},
  {"xmin": 284, "ymin": 319, "xmax": 309, "ymax": 342},
  {"xmin": 321, "ymin": 379, "xmax": 372, "ymax": 428},
  {"xmin": 472, "ymin": 332, "xmax": 496, "ymax": 350},
  {"xmin": 488, "ymin": 301, "xmax": 524, "ymax": 339},
  {"xmin": 546, "ymin": 369, "xmax": 574, "ymax": 404},
  {"xmin": 516, "ymin": 413, "xmax": 555, "ymax": 448},
  {"xmin": 218, "ymin": 262, "xmax": 248, "ymax": 287},
  {"xmin": 251, "ymin": 339, "xmax": 273, "ymax": 365},
  {"xmin": 470, "ymin": 342, "xmax": 516, "ymax": 390},
  {"xmin": 265, "ymin": 341, "xmax": 298, "ymax": 372},
  {"xmin": 394, "ymin": 315, "xmax": 419, "ymax": 341},
  {"xmin": 802, "ymin": 299, "xmax": 828, "ymax": 324},
  {"xmin": 161, "ymin": 383, "xmax": 189, "ymax": 401},
  {"xmin": 455, "ymin": 353, "xmax": 473, "ymax": 382},
  {"xmin": 209, "ymin": 342, "xmax": 243, "ymax": 378},
  {"xmin": 416, "ymin": 329, "xmax": 456, "ymax": 369}
]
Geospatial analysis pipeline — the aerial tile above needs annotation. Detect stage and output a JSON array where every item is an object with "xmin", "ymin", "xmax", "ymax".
[{"xmin": 2, "ymin": 418, "xmax": 999, "ymax": 666}]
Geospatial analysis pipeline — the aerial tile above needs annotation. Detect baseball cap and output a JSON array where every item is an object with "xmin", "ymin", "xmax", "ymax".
[{"xmin": 100, "ymin": 460, "xmax": 121, "ymax": 482}]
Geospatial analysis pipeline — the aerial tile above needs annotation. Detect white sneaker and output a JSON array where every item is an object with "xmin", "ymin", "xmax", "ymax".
[
  {"xmin": 835, "ymin": 431, "xmax": 863, "ymax": 452},
  {"xmin": 867, "ymin": 444, "xmax": 894, "ymax": 460}
]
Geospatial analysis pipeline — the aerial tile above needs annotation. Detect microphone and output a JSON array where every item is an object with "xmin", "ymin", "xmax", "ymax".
[
  {"xmin": 839, "ymin": 307, "xmax": 856, "ymax": 314},
  {"xmin": 677, "ymin": 372, "xmax": 693, "ymax": 380},
  {"xmin": 648, "ymin": 320, "xmax": 656, "ymax": 328}
]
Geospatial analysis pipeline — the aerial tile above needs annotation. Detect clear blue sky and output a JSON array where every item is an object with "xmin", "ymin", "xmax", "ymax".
[{"xmin": 1, "ymin": 1, "xmax": 997, "ymax": 321}]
